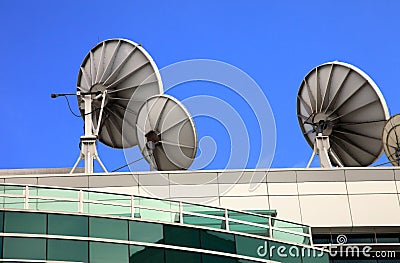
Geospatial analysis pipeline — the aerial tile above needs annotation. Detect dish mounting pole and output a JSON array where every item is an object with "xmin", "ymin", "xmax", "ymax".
[
  {"xmin": 70, "ymin": 92, "xmax": 108, "ymax": 174},
  {"xmin": 307, "ymin": 133, "xmax": 343, "ymax": 168}
]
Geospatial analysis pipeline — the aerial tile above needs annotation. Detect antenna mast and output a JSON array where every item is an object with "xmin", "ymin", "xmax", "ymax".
[{"xmin": 70, "ymin": 91, "xmax": 108, "ymax": 174}]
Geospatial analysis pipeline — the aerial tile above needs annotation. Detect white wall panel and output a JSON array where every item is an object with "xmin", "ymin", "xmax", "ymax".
[
  {"xmin": 349, "ymin": 194, "xmax": 400, "ymax": 226},
  {"xmin": 138, "ymin": 185, "xmax": 170, "ymax": 198},
  {"xmin": 269, "ymin": 196, "xmax": 302, "ymax": 222},
  {"xmin": 299, "ymin": 195, "xmax": 352, "ymax": 226},
  {"xmin": 91, "ymin": 186, "xmax": 139, "ymax": 195},
  {"xmin": 220, "ymin": 196, "xmax": 269, "ymax": 210},
  {"xmin": 169, "ymin": 184, "xmax": 219, "ymax": 198},
  {"xmin": 268, "ymin": 183, "xmax": 298, "ymax": 196},
  {"xmin": 219, "ymin": 183, "xmax": 267, "ymax": 197},
  {"xmin": 297, "ymin": 182, "xmax": 347, "ymax": 195},
  {"xmin": 346, "ymin": 181, "xmax": 397, "ymax": 194}
]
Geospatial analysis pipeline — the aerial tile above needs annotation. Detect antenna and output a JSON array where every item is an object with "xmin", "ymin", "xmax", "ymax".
[
  {"xmin": 297, "ymin": 61, "xmax": 389, "ymax": 168},
  {"xmin": 67, "ymin": 38, "xmax": 162, "ymax": 174},
  {"xmin": 382, "ymin": 114, "xmax": 400, "ymax": 166},
  {"xmin": 135, "ymin": 94, "xmax": 198, "ymax": 171}
]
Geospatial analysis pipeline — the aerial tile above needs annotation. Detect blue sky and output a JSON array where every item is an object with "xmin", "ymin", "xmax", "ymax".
[{"xmin": 1, "ymin": 1, "xmax": 399, "ymax": 171}]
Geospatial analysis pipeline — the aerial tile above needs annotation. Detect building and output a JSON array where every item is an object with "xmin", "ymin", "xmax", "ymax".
[{"xmin": 0, "ymin": 167, "xmax": 398, "ymax": 262}]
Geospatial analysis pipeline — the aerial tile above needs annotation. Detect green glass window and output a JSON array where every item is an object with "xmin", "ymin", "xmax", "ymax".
[
  {"xmin": 378, "ymin": 259, "xmax": 399, "ymax": 263},
  {"xmin": 235, "ymin": 235, "xmax": 268, "ymax": 259},
  {"xmin": 28, "ymin": 188, "xmax": 79, "ymax": 212},
  {"xmin": 84, "ymin": 192, "xmax": 131, "ymax": 217},
  {"xmin": 202, "ymin": 254, "xmax": 238, "ymax": 263},
  {"xmin": 269, "ymin": 241, "xmax": 302, "ymax": 263},
  {"xmin": 272, "ymin": 230, "xmax": 310, "ymax": 245},
  {"xmin": 87, "ymin": 192, "xmax": 130, "ymax": 204},
  {"xmin": 376, "ymin": 233, "xmax": 400, "ymax": 243},
  {"xmin": 84, "ymin": 203, "xmax": 131, "ymax": 217},
  {"xmin": 135, "ymin": 207, "xmax": 175, "ymax": 223},
  {"xmin": 0, "ymin": 186, "xmax": 25, "ymax": 209},
  {"xmin": 228, "ymin": 210, "xmax": 269, "ymax": 225},
  {"xmin": 0, "ymin": 185, "xmax": 25, "ymax": 209},
  {"xmin": 0, "ymin": 212, "xmax": 3, "ymax": 232},
  {"xmin": 30, "ymin": 199, "xmax": 78, "ymax": 213},
  {"xmin": 130, "ymin": 245, "xmax": 165, "ymax": 263},
  {"xmin": 48, "ymin": 214, "xmax": 88, "ymax": 237},
  {"xmin": 165, "ymin": 249, "xmax": 201, "ymax": 263},
  {"xmin": 183, "ymin": 214, "xmax": 223, "ymax": 229},
  {"xmin": 301, "ymin": 248, "xmax": 329, "ymax": 263},
  {"xmin": 136, "ymin": 198, "xmax": 179, "ymax": 212},
  {"xmin": 134, "ymin": 198, "xmax": 178, "ymax": 222},
  {"xmin": 30, "ymin": 187, "xmax": 79, "ymax": 199},
  {"xmin": 0, "ymin": 185, "xmax": 24, "ymax": 208},
  {"xmin": 312, "ymin": 234, "xmax": 331, "ymax": 244},
  {"xmin": 200, "ymin": 230, "xmax": 236, "ymax": 254},
  {"xmin": 90, "ymin": 242, "xmax": 129, "ymax": 263},
  {"xmin": 3, "ymin": 237, "xmax": 46, "ymax": 260},
  {"xmin": 3, "ymin": 197, "xmax": 25, "ymax": 209},
  {"xmin": 272, "ymin": 219, "xmax": 309, "ymax": 234},
  {"xmin": 327, "ymin": 259, "xmax": 375, "ymax": 263},
  {"xmin": 0, "ymin": 185, "xmax": 24, "ymax": 194},
  {"xmin": 182, "ymin": 203, "xmax": 225, "ymax": 217},
  {"xmin": 4, "ymin": 211, "xmax": 46, "ymax": 234},
  {"xmin": 229, "ymin": 221, "xmax": 269, "ymax": 237},
  {"xmin": 342, "ymin": 233, "xmax": 375, "ymax": 244},
  {"xmin": 48, "ymin": 239, "xmax": 88, "ymax": 262},
  {"xmin": 164, "ymin": 224, "xmax": 200, "ymax": 248},
  {"xmin": 129, "ymin": 221, "xmax": 164, "ymax": 243},
  {"xmin": 89, "ymin": 217, "xmax": 128, "ymax": 240}
]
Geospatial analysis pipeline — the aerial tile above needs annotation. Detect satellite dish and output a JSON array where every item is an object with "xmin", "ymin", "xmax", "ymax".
[
  {"xmin": 70, "ymin": 38, "xmax": 162, "ymax": 174},
  {"xmin": 77, "ymin": 38, "xmax": 163, "ymax": 149},
  {"xmin": 297, "ymin": 61, "xmax": 389, "ymax": 168},
  {"xmin": 135, "ymin": 94, "xmax": 198, "ymax": 171},
  {"xmin": 382, "ymin": 114, "xmax": 400, "ymax": 166}
]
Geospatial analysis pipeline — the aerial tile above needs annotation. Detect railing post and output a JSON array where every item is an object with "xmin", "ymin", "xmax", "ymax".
[
  {"xmin": 268, "ymin": 216, "xmax": 273, "ymax": 238},
  {"xmin": 78, "ymin": 190, "xmax": 83, "ymax": 213},
  {"xmin": 179, "ymin": 202, "xmax": 183, "ymax": 224},
  {"xmin": 131, "ymin": 195, "xmax": 135, "ymax": 218},
  {"xmin": 24, "ymin": 186, "xmax": 29, "ymax": 209},
  {"xmin": 224, "ymin": 209, "xmax": 229, "ymax": 230}
]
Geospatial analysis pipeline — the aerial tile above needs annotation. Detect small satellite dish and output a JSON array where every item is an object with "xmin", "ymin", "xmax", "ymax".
[
  {"xmin": 70, "ymin": 38, "xmax": 162, "ymax": 174},
  {"xmin": 77, "ymin": 38, "xmax": 163, "ymax": 149},
  {"xmin": 135, "ymin": 94, "xmax": 198, "ymax": 171},
  {"xmin": 297, "ymin": 61, "xmax": 389, "ymax": 167},
  {"xmin": 382, "ymin": 114, "xmax": 400, "ymax": 166}
]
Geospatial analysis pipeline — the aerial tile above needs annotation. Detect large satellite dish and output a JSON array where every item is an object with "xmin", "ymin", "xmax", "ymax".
[
  {"xmin": 77, "ymin": 38, "xmax": 163, "ymax": 149},
  {"xmin": 68, "ymin": 38, "xmax": 162, "ymax": 173},
  {"xmin": 135, "ymin": 94, "xmax": 198, "ymax": 171},
  {"xmin": 297, "ymin": 61, "xmax": 389, "ymax": 168},
  {"xmin": 382, "ymin": 114, "xmax": 400, "ymax": 166}
]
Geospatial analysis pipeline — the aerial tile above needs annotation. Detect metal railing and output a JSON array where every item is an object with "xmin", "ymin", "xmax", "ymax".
[{"xmin": 0, "ymin": 184, "xmax": 312, "ymax": 246}]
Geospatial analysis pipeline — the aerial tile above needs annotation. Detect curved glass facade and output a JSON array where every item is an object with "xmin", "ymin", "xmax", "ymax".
[
  {"xmin": 0, "ymin": 210, "xmax": 328, "ymax": 263},
  {"xmin": 0, "ymin": 183, "xmax": 312, "ymax": 247}
]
